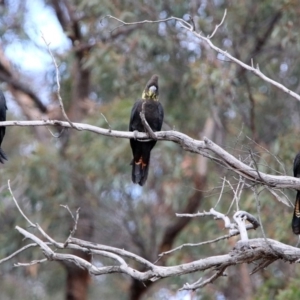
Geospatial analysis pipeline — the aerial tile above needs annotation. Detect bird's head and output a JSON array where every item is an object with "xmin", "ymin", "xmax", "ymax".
[{"xmin": 142, "ymin": 74, "xmax": 159, "ymax": 101}]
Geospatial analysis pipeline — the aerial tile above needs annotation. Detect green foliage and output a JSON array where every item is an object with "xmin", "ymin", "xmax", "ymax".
[{"xmin": 276, "ymin": 277, "xmax": 300, "ymax": 300}]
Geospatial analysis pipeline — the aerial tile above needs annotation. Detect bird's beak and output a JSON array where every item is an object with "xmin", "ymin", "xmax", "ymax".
[{"xmin": 149, "ymin": 85, "xmax": 157, "ymax": 97}]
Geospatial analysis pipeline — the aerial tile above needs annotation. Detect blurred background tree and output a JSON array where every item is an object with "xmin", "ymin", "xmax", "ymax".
[{"xmin": 0, "ymin": 0, "xmax": 300, "ymax": 299}]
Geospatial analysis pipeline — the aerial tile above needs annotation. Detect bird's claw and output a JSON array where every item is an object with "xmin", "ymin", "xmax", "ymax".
[{"xmin": 133, "ymin": 130, "xmax": 138, "ymax": 140}]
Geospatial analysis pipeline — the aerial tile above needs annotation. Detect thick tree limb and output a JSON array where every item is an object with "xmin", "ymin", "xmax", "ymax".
[
  {"xmin": 3, "ymin": 179, "xmax": 299, "ymax": 292},
  {"xmin": 1, "ymin": 120, "xmax": 298, "ymax": 190},
  {"xmin": 11, "ymin": 225, "xmax": 300, "ymax": 290}
]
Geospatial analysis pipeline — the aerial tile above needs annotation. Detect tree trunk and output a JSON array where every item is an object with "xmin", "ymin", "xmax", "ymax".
[{"xmin": 65, "ymin": 251, "xmax": 91, "ymax": 300}]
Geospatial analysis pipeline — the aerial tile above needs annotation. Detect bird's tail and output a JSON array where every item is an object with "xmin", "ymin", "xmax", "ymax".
[
  {"xmin": 0, "ymin": 147, "xmax": 7, "ymax": 164},
  {"xmin": 292, "ymin": 191, "xmax": 300, "ymax": 234},
  {"xmin": 131, "ymin": 156, "xmax": 150, "ymax": 186}
]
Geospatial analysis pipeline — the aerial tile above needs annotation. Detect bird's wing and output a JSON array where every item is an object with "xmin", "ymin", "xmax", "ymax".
[
  {"xmin": 294, "ymin": 153, "xmax": 300, "ymax": 177},
  {"xmin": 0, "ymin": 90, "xmax": 7, "ymax": 122},
  {"xmin": 129, "ymin": 100, "xmax": 141, "ymax": 131},
  {"xmin": 158, "ymin": 102, "xmax": 164, "ymax": 130}
]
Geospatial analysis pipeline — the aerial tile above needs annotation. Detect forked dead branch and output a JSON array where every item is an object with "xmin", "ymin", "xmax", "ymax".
[{"xmin": 2, "ymin": 182, "xmax": 300, "ymax": 291}]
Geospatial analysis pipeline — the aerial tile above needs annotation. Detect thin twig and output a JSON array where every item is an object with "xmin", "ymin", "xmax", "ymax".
[
  {"xmin": 46, "ymin": 126, "xmax": 65, "ymax": 138},
  {"xmin": 157, "ymin": 233, "xmax": 234, "ymax": 260},
  {"xmin": 180, "ymin": 266, "xmax": 227, "ymax": 290},
  {"xmin": 266, "ymin": 186, "xmax": 291, "ymax": 207},
  {"xmin": 225, "ymin": 178, "xmax": 239, "ymax": 215},
  {"xmin": 214, "ymin": 176, "xmax": 227, "ymax": 208},
  {"xmin": 159, "ymin": 209, "xmax": 258, "ymax": 260},
  {"xmin": 100, "ymin": 113, "xmax": 112, "ymax": 132},
  {"xmin": 245, "ymin": 136, "xmax": 287, "ymax": 175},
  {"xmin": 176, "ymin": 208, "xmax": 233, "ymax": 229},
  {"xmin": 249, "ymin": 149, "xmax": 268, "ymax": 185},
  {"xmin": 8, "ymin": 180, "xmax": 35, "ymax": 227},
  {"xmin": 106, "ymin": 15, "xmax": 192, "ymax": 32},
  {"xmin": 188, "ymin": 15, "xmax": 195, "ymax": 31},
  {"xmin": 236, "ymin": 176, "xmax": 246, "ymax": 210},
  {"xmin": 14, "ymin": 258, "xmax": 47, "ymax": 267},
  {"xmin": 253, "ymin": 186, "xmax": 279, "ymax": 257},
  {"xmin": 250, "ymin": 258, "xmax": 276, "ymax": 275},
  {"xmin": 0, "ymin": 243, "xmax": 49, "ymax": 265},
  {"xmin": 60, "ymin": 204, "xmax": 76, "ymax": 220},
  {"xmin": 41, "ymin": 34, "xmax": 76, "ymax": 129},
  {"xmin": 61, "ymin": 206, "xmax": 81, "ymax": 246},
  {"xmin": 208, "ymin": 9, "xmax": 227, "ymax": 38}
]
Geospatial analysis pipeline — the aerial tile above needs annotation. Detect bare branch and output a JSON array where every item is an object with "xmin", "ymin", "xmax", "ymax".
[
  {"xmin": 68, "ymin": 237, "xmax": 155, "ymax": 269},
  {"xmin": 233, "ymin": 211, "xmax": 249, "ymax": 242},
  {"xmin": 3, "ymin": 192, "xmax": 299, "ymax": 292},
  {"xmin": 0, "ymin": 121, "xmax": 298, "ymax": 190},
  {"xmin": 14, "ymin": 258, "xmax": 47, "ymax": 267},
  {"xmin": 253, "ymin": 186, "xmax": 278, "ymax": 257},
  {"xmin": 13, "ymin": 224, "xmax": 300, "ymax": 289},
  {"xmin": 245, "ymin": 136, "xmax": 287, "ymax": 175},
  {"xmin": 160, "ymin": 209, "xmax": 260, "ymax": 259},
  {"xmin": 60, "ymin": 206, "xmax": 81, "ymax": 246},
  {"xmin": 105, "ymin": 15, "xmax": 192, "ymax": 32},
  {"xmin": 266, "ymin": 187, "xmax": 291, "ymax": 206},
  {"xmin": 16, "ymin": 226, "xmax": 54, "ymax": 254},
  {"xmin": 208, "ymin": 9, "xmax": 227, "ymax": 38},
  {"xmin": 0, "ymin": 243, "xmax": 46, "ymax": 265},
  {"xmin": 100, "ymin": 113, "xmax": 112, "ymax": 132},
  {"xmin": 41, "ymin": 34, "xmax": 77, "ymax": 129},
  {"xmin": 8, "ymin": 180, "xmax": 35, "ymax": 227},
  {"xmin": 91, "ymin": 250, "xmax": 127, "ymax": 266},
  {"xmin": 224, "ymin": 176, "xmax": 245, "ymax": 213},
  {"xmin": 214, "ymin": 176, "xmax": 227, "ymax": 208},
  {"xmin": 157, "ymin": 233, "xmax": 234, "ymax": 259},
  {"xmin": 250, "ymin": 258, "xmax": 277, "ymax": 275},
  {"xmin": 180, "ymin": 266, "xmax": 227, "ymax": 290},
  {"xmin": 176, "ymin": 209, "xmax": 259, "ymax": 234},
  {"xmin": 177, "ymin": 208, "xmax": 234, "ymax": 229},
  {"xmin": 107, "ymin": 15, "xmax": 300, "ymax": 103}
]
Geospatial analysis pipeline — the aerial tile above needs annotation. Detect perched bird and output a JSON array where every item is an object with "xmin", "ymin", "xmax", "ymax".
[
  {"xmin": 0, "ymin": 90, "xmax": 7, "ymax": 164},
  {"xmin": 292, "ymin": 152, "xmax": 300, "ymax": 234},
  {"xmin": 129, "ymin": 75, "xmax": 164, "ymax": 186}
]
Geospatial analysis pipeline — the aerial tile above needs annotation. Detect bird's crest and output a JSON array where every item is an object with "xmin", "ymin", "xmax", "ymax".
[{"xmin": 142, "ymin": 74, "xmax": 159, "ymax": 101}]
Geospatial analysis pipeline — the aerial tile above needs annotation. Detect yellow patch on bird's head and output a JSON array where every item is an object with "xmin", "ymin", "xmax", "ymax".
[
  {"xmin": 142, "ymin": 74, "xmax": 159, "ymax": 101},
  {"xmin": 142, "ymin": 85, "xmax": 159, "ymax": 100}
]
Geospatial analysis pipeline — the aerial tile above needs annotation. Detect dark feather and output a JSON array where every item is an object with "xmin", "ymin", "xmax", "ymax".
[
  {"xmin": 0, "ymin": 90, "xmax": 7, "ymax": 164},
  {"xmin": 129, "ymin": 75, "xmax": 164, "ymax": 186},
  {"xmin": 292, "ymin": 152, "xmax": 300, "ymax": 234},
  {"xmin": 292, "ymin": 191, "xmax": 300, "ymax": 235}
]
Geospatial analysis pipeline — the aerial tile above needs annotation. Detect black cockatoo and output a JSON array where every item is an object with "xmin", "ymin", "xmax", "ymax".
[
  {"xmin": 129, "ymin": 75, "xmax": 164, "ymax": 186},
  {"xmin": 292, "ymin": 152, "xmax": 300, "ymax": 234},
  {"xmin": 0, "ymin": 90, "xmax": 7, "ymax": 163}
]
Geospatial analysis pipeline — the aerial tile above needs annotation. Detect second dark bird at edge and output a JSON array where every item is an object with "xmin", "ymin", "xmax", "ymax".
[
  {"xmin": 0, "ymin": 90, "xmax": 7, "ymax": 164},
  {"xmin": 292, "ymin": 152, "xmax": 300, "ymax": 234}
]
